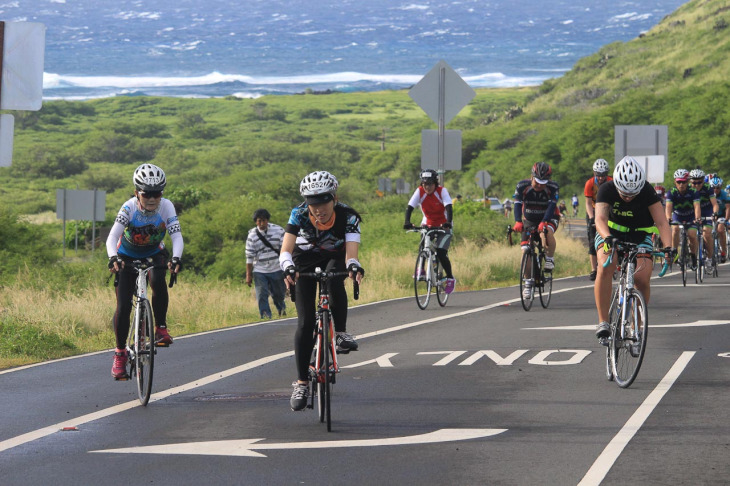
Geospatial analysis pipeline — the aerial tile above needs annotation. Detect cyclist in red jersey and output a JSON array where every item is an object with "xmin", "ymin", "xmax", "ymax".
[
  {"xmin": 584, "ymin": 158, "xmax": 612, "ymax": 281},
  {"xmin": 404, "ymin": 169, "xmax": 456, "ymax": 294}
]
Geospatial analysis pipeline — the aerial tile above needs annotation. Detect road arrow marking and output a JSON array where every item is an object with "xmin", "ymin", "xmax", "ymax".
[
  {"xmin": 525, "ymin": 320, "xmax": 730, "ymax": 331},
  {"xmin": 90, "ymin": 428, "xmax": 507, "ymax": 458}
]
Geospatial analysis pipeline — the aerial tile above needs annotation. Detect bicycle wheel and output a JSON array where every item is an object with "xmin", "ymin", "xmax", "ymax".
[
  {"xmin": 135, "ymin": 299, "xmax": 155, "ymax": 406},
  {"xmin": 605, "ymin": 287, "xmax": 620, "ymax": 382},
  {"xmin": 435, "ymin": 256, "xmax": 449, "ymax": 307},
  {"xmin": 519, "ymin": 250, "xmax": 534, "ymax": 311},
  {"xmin": 414, "ymin": 250, "xmax": 431, "ymax": 310},
  {"xmin": 323, "ymin": 313, "xmax": 333, "ymax": 432},
  {"xmin": 611, "ymin": 289, "xmax": 648, "ymax": 388},
  {"xmin": 713, "ymin": 236, "xmax": 720, "ymax": 277},
  {"xmin": 538, "ymin": 252, "xmax": 552, "ymax": 308}
]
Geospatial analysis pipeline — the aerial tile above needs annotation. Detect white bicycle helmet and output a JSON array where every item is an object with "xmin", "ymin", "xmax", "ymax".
[
  {"xmin": 592, "ymin": 158, "xmax": 609, "ymax": 174},
  {"xmin": 613, "ymin": 156, "xmax": 645, "ymax": 196},
  {"xmin": 673, "ymin": 168, "xmax": 689, "ymax": 181},
  {"xmin": 300, "ymin": 170, "xmax": 338, "ymax": 203},
  {"xmin": 133, "ymin": 164, "xmax": 166, "ymax": 192},
  {"xmin": 689, "ymin": 168, "xmax": 705, "ymax": 180}
]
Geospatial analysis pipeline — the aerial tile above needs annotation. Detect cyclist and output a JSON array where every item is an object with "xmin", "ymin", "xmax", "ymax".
[
  {"xmin": 106, "ymin": 164, "xmax": 183, "ymax": 379},
  {"xmin": 653, "ymin": 184, "xmax": 666, "ymax": 206},
  {"xmin": 503, "ymin": 198, "xmax": 513, "ymax": 218},
  {"xmin": 280, "ymin": 171, "xmax": 364, "ymax": 411},
  {"xmin": 689, "ymin": 168, "xmax": 719, "ymax": 272},
  {"xmin": 584, "ymin": 158, "xmax": 612, "ymax": 281},
  {"xmin": 558, "ymin": 200, "xmax": 567, "ymax": 219},
  {"xmin": 709, "ymin": 176, "xmax": 730, "ymax": 262},
  {"xmin": 594, "ymin": 156, "xmax": 672, "ymax": 341},
  {"xmin": 665, "ymin": 168, "xmax": 701, "ymax": 269},
  {"xmin": 571, "ymin": 193, "xmax": 579, "ymax": 216},
  {"xmin": 403, "ymin": 169, "xmax": 456, "ymax": 294},
  {"xmin": 513, "ymin": 162, "xmax": 560, "ymax": 299}
]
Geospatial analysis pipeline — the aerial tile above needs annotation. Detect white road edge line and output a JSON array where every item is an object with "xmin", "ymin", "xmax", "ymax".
[{"xmin": 577, "ymin": 351, "xmax": 695, "ymax": 486}]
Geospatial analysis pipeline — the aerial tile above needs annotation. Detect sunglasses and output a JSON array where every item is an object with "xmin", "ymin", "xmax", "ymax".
[
  {"xmin": 691, "ymin": 181, "xmax": 704, "ymax": 186},
  {"xmin": 675, "ymin": 180, "xmax": 688, "ymax": 184},
  {"xmin": 617, "ymin": 190, "xmax": 637, "ymax": 200},
  {"xmin": 140, "ymin": 191, "xmax": 163, "ymax": 199}
]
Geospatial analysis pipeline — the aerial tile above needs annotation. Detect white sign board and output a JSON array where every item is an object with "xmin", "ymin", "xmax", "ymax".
[
  {"xmin": 614, "ymin": 125, "xmax": 668, "ymax": 170},
  {"xmin": 0, "ymin": 114, "xmax": 13, "ymax": 167},
  {"xmin": 409, "ymin": 60, "xmax": 476, "ymax": 126},
  {"xmin": 56, "ymin": 189, "xmax": 106, "ymax": 221},
  {"xmin": 421, "ymin": 130, "xmax": 462, "ymax": 170},
  {"xmin": 1, "ymin": 22, "xmax": 46, "ymax": 111},
  {"xmin": 633, "ymin": 155, "xmax": 666, "ymax": 184}
]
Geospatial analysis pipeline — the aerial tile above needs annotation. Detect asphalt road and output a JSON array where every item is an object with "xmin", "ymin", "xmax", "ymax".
[{"xmin": 2, "ymin": 264, "xmax": 729, "ymax": 485}]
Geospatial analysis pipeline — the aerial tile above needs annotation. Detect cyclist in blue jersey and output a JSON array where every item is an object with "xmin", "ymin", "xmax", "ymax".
[
  {"xmin": 709, "ymin": 176, "xmax": 730, "ymax": 262},
  {"xmin": 689, "ymin": 169, "xmax": 719, "ymax": 272},
  {"xmin": 279, "ymin": 171, "xmax": 364, "ymax": 411},
  {"xmin": 106, "ymin": 164, "xmax": 183, "ymax": 379},
  {"xmin": 665, "ymin": 168, "xmax": 701, "ymax": 269}
]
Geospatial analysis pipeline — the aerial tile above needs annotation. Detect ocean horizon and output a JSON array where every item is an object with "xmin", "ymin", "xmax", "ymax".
[{"xmin": 2, "ymin": 0, "xmax": 687, "ymax": 100}]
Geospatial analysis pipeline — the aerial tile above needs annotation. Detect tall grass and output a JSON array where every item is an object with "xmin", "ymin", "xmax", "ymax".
[{"xmin": 0, "ymin": 232, "xmax": 589, "ymax": 369}]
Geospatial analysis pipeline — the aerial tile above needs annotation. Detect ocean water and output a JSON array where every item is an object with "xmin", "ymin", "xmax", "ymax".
[{"xmin": 2, "ymin": 0, "xmax": 687, "ymax": 100}]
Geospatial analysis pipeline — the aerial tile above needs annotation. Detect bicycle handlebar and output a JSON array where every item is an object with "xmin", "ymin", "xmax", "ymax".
[
  {"xmin": 601, "ymin": 242, "xmax": 670, "ymax": 276},
  {"xmin": 288, "ymin": 269, "xmax": 359, "ymax": 303}
]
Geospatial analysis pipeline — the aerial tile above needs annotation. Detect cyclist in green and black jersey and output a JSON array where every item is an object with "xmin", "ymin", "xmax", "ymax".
[{"xmin": 593, "ymin": 157, "xmax": 672, "ymax": 341}]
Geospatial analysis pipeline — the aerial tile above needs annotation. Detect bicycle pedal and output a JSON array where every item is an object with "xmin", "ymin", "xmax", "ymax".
[
  {"xmin": 114, "ymin": 375, "xmax": 130, "ymax": 381},
  {"xmin": 155, "ymin": 342, "xmax": 170, "ymax": 348},
  {"xmin": 598, "ymin": 337, "xmax": 609, "ymax": 347}
]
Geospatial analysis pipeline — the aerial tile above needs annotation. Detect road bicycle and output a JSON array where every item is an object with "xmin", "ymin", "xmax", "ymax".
[
  {"xmin": 670, "ymin": 221, "xmax": 694, "ymax": 287},
  {"xmin": 602, "ymin": 242, "xmax": 668, "ymax": 388},
  {"xmin": 408, "ymin": 226, "xmax": 450, "ymax": 310},
  {"xmin": 113, "ymin": 259, "xmax": 176, "ymax": 405},
  {"xmin": 291, "ymin": 268, "xmax": 359, "ymax": 432},
  {"xmin": 509, "ymin": 225, "xmax": 552, "ymax": 311}
]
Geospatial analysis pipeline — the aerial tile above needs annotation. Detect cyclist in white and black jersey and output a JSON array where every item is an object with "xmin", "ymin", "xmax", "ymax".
[
  {"xmin": 106, "ymin": 164, "xmax": 183, "ymax": 380},
  {"xmin": 280, "ymin": 171, "xmax": 364, "ymax": 411}
]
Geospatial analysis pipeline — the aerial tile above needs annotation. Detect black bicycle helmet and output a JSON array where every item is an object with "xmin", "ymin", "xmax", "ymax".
[
  {"xmin": 531, "ymin": 162, "xmax": 552, "ymax": 183},
  {"xmin": 420, "ymin": 169, "xmax": 439, "ymax": 185}
]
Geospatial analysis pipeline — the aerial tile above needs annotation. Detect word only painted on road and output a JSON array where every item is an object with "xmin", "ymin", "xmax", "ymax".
[{"xmin": 343, "ymin": 350, "xmax": 592, "ymax": 368}]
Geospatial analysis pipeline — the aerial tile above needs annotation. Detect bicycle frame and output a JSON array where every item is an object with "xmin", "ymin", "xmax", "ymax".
[
  {"xmin": 409, "ymin": 227, "xmax": 449, "ymax": 309},
  {"xmin": 126, "ymin": 259, "xmax": 156, "ymax": 406}
]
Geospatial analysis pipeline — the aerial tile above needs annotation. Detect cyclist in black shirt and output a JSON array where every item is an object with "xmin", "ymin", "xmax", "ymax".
[{"xmin": 593, "ymin": 156, "xmax": 672, "ymax": 341}]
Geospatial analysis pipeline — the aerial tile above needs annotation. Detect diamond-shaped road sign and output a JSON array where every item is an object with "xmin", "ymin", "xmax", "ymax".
[{"xmin": 408, "ymin": 60, "xmax": 476, "ymax": 125}]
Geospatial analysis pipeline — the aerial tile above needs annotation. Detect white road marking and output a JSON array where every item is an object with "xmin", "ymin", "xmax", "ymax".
[
  {"xmin": 578, "ymin": 351, "xmax": 695, "ymax": 486},
  {"xmin": 526, "ymin": 320, "xmax": 730, "ymax": 331},
  {"xmin": 90, "ymin": 428, "xmax": 508, "ymax": 458}
]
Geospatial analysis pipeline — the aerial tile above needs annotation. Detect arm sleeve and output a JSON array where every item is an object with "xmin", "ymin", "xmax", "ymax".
[
  {"xmin": 404, "ymin": 205, "xmax": 415, "ymax": 224},
  {"xmin": 106, "ymin": 222, "xmax": 124, "ymax": 257},
  {"xmin": 170, "ymin": 231, "xmax": 184, "ymax": 259},
  {"xmin": 445, "ymin": 204, "xmax": 453, "ymax": 223}
]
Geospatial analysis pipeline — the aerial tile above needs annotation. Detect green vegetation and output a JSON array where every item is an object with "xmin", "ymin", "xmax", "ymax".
[{"xmin": 1, "ymin": 0, "xmax": 729, "ymax": 367}]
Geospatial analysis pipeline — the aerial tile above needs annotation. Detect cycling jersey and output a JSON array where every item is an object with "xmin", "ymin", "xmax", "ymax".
[
  {"xmin": 514, "ymin": 179, "xmax": 560, "ymax": 224},
  {"xmin": 286, "ymin": 202, "xmax": 361, "ymax": 270},
  {"xmin": 597, "ymin": 181, "xmax": 660, "ymax": 244},
  {"xmin": 584, "ymin": 176, "xmax": 613, "ymax": 208},
  {"xmin": 666, "ymin": 187, "xmax": 700, "ymax": 222},
  {"xmin": 714, "ymin": 189, "xmax": 730, "ymax": 217},
  {"xmin": 694, "ymin": 183, "xmax": 716, "ymax": 217},
  {"xmin": 407, "ymin": 186, "xmax": 452, "ymax": 227},
  {"xmin": 107, "ymin": 197, "xmax": 183, "ymax": 259}
]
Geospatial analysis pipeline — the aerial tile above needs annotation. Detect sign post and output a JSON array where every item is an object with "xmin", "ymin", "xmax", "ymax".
[
  {"xmin": 475, "ymin": 170, "xmax": 491, "ymax": 206},
  {"xmin": 56, "ymin": 189, "xmax": 106, "ymax": 256},
  {"xmin": 409, "ymin": 60, "xmax": 476, "ymax": 182}
]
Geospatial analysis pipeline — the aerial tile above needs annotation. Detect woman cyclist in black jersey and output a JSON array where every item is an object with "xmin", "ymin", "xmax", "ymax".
[
  {"xmin": 593, "ymin": 156, "xmax": 672, "ymax": 341},
  {"xmin": 279, "ymin": 171, "xmax": 365, "ymax": 411}
]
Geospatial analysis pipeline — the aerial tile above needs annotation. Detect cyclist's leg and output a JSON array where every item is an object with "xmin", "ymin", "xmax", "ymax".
[
  {"xmin": 632, "ymin": 236, "xmax": 655, "ymax": 304},
  {"xmin": 253, "ymin": 271, "xmax": 273, "ymax": 319},
  {"xmin": 149, "ymin": 253, "xmax": 173, "ymax": 344},
  {"xmin": 293, "ymin": 277, "xmax": 318, "ymax": 382},
  {"xmin": 703, "ymin": 224, "xmax": 714, "ymax": 258},
  {"xmin": 671, "ymin": 224, "xmax": 680, "ymax": 253},
  {"xmin": 324, "ymin": 259, "xmax": 359, "ymax": 352},
  {"xmin": 434, "ymin": 231, "xmax": 454, "ymax": 278},
  {"xmin": 594, "ymin": 235, "xmax": 616, "ymax": 323},
  {"xmin": 541, "ymin": 220, "xmax": 557, "ymax": 258},
  {"xmin": 719, "ymin": 221, "xmax": 727, "ymax": 259},
  {"xmin": 587, "ymin": 223, "xmax": 598, "ymax": 275},
  {"xmin": 112, "ymin": 267, "xmax": 135, "ymax": 350},
  {"xmin": 688, "ymin": 227, "xmax": 699, "ymax": 254}
]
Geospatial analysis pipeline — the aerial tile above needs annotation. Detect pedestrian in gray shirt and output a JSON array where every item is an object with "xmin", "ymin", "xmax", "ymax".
[{"xmin": 246, "ymin": 209, "xmax": 287, "ymax": 319}]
